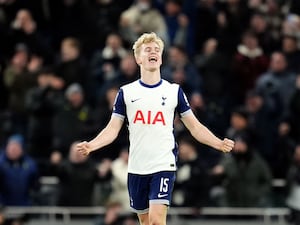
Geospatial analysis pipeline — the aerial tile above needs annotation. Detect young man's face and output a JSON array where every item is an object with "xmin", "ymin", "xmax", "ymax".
[{"xmin": 136, "ymin": 42, "xmax": 162, "ymax": 72}]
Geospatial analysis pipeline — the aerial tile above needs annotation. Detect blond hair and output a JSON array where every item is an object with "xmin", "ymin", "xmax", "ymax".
[{"xmin": 132, "ymin": 32, "xmax": 164, "ymax": 59}]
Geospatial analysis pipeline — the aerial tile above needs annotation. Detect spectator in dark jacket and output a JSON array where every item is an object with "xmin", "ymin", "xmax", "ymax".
[
  {"xmin": 52, "ymin": 83, "xmax": 98, "ymax": 157},
  {"xmin": 286, "ymin": 145, "xmax": 300, "ymax": 225},
  {"xmin": 212, "ymin": 132, "xmax": 272, "ymax": 207},
  {"xmin": 162, "ymin": 45, "xmax": 202, "ymax": 97},
  {"xmin": 55, "ymin": 37, "xmax": 87, "ymax": 91},
  {"xmin": 50, "ymin": 141, "xmax": 111, "ymax": 206},
  {"xmin": 0, "ymin": 134, "xmax": 39, "ymax": 206},
  {"xmin": 231, "ymin": 30, "xmax": 269, "ymax": 104},
  {"xmin": 25, "ymin": 68, "xmax": 65, "ymax": 174},
  {"xmin": 172, "ymin": 136, "xmax": 211, "ymax": 208}
]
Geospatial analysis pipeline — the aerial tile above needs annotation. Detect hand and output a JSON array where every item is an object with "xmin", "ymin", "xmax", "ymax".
[
  {"xmin": 219, "ymin": 138, "xmax": 234, "ymax": 153},
  {"xmin": 211, "ymin": 165, "xmax": 225, "ymax": 175},
  {"xmin": 178, "ymin": 14, "xmax": 189, "ymax": 27},
  {"xmin": 98, "ymin": 158, "xmax": 112, "ymax": 177},
  {"xmin": 76, "ymin": 141, "xmax": 92, "ymax": 156},
  {"xmin": 217, "ymin": 12, "xmax": 227, "ymax": 27},
  {"xmin": 49, "ymin": 76, "xmax": 64, "ymax": 90},
  {"xmin": 278, "ymin": 122, "xmax": 290, "ymax": 136},
  {"xmin": 50, "ymin": 151, "xmax": 62, "ymax": 164}
]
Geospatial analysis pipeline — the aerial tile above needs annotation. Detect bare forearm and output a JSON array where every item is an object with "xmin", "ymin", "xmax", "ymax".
[
  {"xmin": 77, "ymin": 116, "xmax": 124, "ymax": 155},
  {"xmin": 190, "ymin": 121, "xmax": 223, "ymax": 151},
  {"xmin": 88, "ymin": 126, "xmax": 119, "ymax": 152},
  {"xmin": 181, "ymin": 113, "xmax": 234, "ymax": 152}
]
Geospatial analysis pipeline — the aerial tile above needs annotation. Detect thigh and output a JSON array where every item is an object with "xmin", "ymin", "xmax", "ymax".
[{"xmin": 149, "ymin": 171, "xmax": 176, "ymax": 206}]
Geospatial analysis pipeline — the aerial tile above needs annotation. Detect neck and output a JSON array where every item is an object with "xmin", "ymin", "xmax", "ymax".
[{"xmin": 140, "ymin": 68, "xmax": 161, "ymax": 85}]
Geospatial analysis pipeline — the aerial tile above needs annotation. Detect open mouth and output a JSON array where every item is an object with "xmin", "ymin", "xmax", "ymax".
[{"xmin": 148, "ymin": 56, "xmax": 158, "ymax": 62}]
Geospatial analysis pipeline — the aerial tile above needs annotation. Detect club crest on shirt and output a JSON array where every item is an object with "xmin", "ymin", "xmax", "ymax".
[{"xmin": 161, "ymin": 96, "xmax": 167, "ymax": 105}]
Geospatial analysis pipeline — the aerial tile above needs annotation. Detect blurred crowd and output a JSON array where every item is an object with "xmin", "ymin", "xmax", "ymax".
[{"xmin": 1, "ymin": 0, "xmax": 300, "ymax": 224}]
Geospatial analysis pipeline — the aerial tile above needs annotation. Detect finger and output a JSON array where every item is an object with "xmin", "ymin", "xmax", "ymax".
[
  {"xmin": 224, "ymin": 139, "xmax": 235, "ymax": 147},
  {"xmin": 76, "ymin": 143, "xmax": 84, "ymax": 150},
  {"xmin": 221, "ymin": 142, "xmax": 234, "ymax": 152}
]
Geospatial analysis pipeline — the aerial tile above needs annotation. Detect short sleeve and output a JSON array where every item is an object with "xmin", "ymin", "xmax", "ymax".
[
  {"xmin": 112, "ymin": 89, "xmax": 126, "ymax": 119},
  {"xmin": 177, "ymin": 87, "xmax": 192, "ymax": 117}
]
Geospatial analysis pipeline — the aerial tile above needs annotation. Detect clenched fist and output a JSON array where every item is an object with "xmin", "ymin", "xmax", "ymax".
[
  {"xmin": 76, "ymin": 141, "xmax": 92, "ymax": 156},
  {"xmin": 219, "ymin": 138, "xmax": 235, "ymax": 153}
]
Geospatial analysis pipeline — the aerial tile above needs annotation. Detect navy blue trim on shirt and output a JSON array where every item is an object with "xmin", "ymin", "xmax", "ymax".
[
  {"xmin": 177, "ymin": 87, "xmax": 191, "ymax": 114},
  {"xmin": 113, "ymin": 89, "xmax": 126, "ymax": 116},
  {"xmin": 139, "ymin": 79, "xmax": 162, "ymax": 88}
]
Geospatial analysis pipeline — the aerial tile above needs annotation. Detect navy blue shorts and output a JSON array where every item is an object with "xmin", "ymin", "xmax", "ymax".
[{"xmin": 128, "ymin": 171, "xmax": 176, "ymax": 214}]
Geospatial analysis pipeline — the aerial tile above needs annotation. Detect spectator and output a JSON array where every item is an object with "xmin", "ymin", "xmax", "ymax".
[
  {"xmin": 216, "ymin": 0, "xmax": 251, "ymax": 55},
  {"xmin": 286, "ymin": 145, "xmax": 300, "ymax": 225},
  {"xmin": 255, "ymin": 51, "xmax": 296, "ymax": 117},
  {"xmin": 162, "ymin": 45, "xmax": 201, "ymax": 97},
  {"xmin": 93, "ymin": 85, "xmax": 128, "ymax": 160},
  {"xmin": 0, "ymin": 134, "xmax": 39, "ymax": 206},
  {"xmin": 114, "ymin": 53, "xmax": 139, "ymax": 86},
  {"xmin": 55, "ymin": 37, "xmax": 87, "ymax": 91},
  {"xmin": 212, "ymin": 132, "xmax": 272, "ymax": 207},
  {"xmin": 194, "ymin": 0, "xmax": 218, "ymax": 53},
  {"xmin": 163, "ymin": 0, "xmax": 190, "ymax": 51},
  {"xmin": 195, "ymin": 38, "xmax": 230, "ymax": 99},
  {"xmin": 3, "ymin": 44, "xmax": 36, "ymax": 134},
  {"xmin": 258, "ymin": 0, "xmax": 285, "ymax": 47},
  {"xmin": 101, "ymin": 52, "xmax": 139, "ymax": 95},
  {"xmin": 231, "ymin": 30, "xmax": 269, "ymax": 104},
  {"xmin": 282, "ymin": 14, "xmax": 300, "ymax": 46},
  {"xmin": 279, "ymin": 75, "xmax": 300, "ymax": 145},
  {"xmin": 281, "ymin": 34, "xmax": 300, "ymax": 74},
  {"xmin": 194, "ymin": 38, "xmax": 232, "ymax": 136},
  {"xmin": 50, "ymin": 141, "xmax": 109, "ymax": 206},
  {"xmin": 245, "ymin": 89, "xmax": 278, "ymax": 164},
  {"xmin": 248, "ymin": 12, "xmax": 280, "ymax": 55},
  {"xmin": 188, "ymin": 92, "xmax": 206, "ymax": 122},
  {"xmin": 275, "ymin": 75, "xmax": 300, "ymax": 178},
  {"xmin": 89, "ymin": 33, "xmax": 127, "ymax": 102},
  {"xmin": 172, "ymin": 136, "xmax": 211, "ymax": 208},
  {"xmin": 25, "ymin": 68, "xmax": 65, "ymax": 174},
  {"xmin": 119, "ymin": 0, "xmax": 168, "ymax": 45},
  {"xmin": 52, "ymin": 83, "xmax": 98, "ymax": 157},
  {"xmin": 84, "ymin": 0, "xmax": 128, "ymax": 52},
  {"xmin": 9, "ymin": 9, "xmax": 52, "ymax": 62},
  {"xmin": 109, "ymin": 148, "xmax": 129, "ymax": 210},
  {"xmin": 226, "ymin": 106, "xmax": 251, "ymax": 140}
]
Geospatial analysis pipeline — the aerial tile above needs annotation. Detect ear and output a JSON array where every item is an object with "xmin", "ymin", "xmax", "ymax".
[{"xmin": 136, "ymin": 56, "xmax": 142, "ymax": 65}]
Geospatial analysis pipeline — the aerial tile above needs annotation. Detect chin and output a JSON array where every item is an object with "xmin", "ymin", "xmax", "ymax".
[
  {"xmin": 146, "ymin": 64, "xmax": 159, "ymax": 72},
  {"xmin": 148, "ymin": 67, "xmax": 157, "ymax": 72}
]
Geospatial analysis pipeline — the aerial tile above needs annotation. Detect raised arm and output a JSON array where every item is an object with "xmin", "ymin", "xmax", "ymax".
[
  {"xmin": 181, "ymin": 112, "xmax": 234, "ymax": 152},
  {"xmin": 76, "ymin": 115, "xmax": 124, "ymax": 155}
]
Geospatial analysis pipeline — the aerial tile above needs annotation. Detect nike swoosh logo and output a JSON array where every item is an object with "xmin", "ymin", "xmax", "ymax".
[
  {"xmin": 131, "ymin": 98, "xmax": 141, "ymax": 103},
  {"xmin": 158, "ymin": 193, "xmax": 168, "ymax": 198}
]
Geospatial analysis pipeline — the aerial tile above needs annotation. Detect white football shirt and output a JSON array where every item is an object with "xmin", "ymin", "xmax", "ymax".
[{"xmin": 113, "ymin": 79, "xmax": 191, "ymax": 174}]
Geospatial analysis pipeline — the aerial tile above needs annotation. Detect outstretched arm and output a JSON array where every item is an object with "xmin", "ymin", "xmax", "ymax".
[
  {"xmin": 77, "ymin": 116, "xmax": 124, "ymax": 155},
  {"xmin": 181, "ymin": 112, "xmax": 234, "ymax": 152}
]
